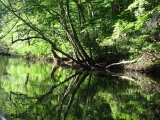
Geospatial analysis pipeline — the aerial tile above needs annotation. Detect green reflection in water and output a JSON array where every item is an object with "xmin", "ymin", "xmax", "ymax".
[{"xmin": 0, "ymin": 56, "xmax": 160, "ymax": 120}]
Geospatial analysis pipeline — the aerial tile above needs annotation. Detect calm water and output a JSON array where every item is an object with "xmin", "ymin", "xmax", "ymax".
[{"xmin": 0, "ymin": 56, "xmax": 160, "ymax": 120}]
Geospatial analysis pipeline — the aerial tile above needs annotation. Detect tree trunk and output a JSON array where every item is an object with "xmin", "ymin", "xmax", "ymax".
[{"xmin": 51, "ymin": 46, "xmax": 60, "ymax": 63}]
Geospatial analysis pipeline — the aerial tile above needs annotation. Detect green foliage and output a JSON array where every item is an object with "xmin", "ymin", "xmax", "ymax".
[
  {"xmin": 0, "ymin": 0, "xmax": 160, "ymax": 63},
  {"xmin": 107, "ymin": 1, "xmax": 160, "ymax": 56}
]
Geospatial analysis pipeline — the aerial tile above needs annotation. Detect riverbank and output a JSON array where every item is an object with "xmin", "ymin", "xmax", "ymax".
[
  {"xmin": 124, "ymin": 52, "xmax": 160, "ymax": 74},
  {"xmin": 19, "ymin": 52, "xmax": 160, "ymax": 74},
  {"xmin": 1, "ymin": 51, "xmax": 160, "ymax": 74}
]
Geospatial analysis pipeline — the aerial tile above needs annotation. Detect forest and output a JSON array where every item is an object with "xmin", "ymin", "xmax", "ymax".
[
  {"xmin": 0, "ymin": 0, "xmax": 160, "ymax": 71},
  {"xmin": 1, "ymin": 1, "xmax": 160, "ymax": 119}
]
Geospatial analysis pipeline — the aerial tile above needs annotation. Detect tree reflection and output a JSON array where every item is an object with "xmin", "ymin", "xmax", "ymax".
[
  {"xmin": 7, "ymin": 65, "xmax": 91, "ymax": 119},
  {"xmin": 0, "ymin": 61, "xmax": 160, "ymax": 120}
]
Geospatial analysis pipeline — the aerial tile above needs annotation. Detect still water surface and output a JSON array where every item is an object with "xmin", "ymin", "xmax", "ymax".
[{"xmin": 0, "ymin": 56, "xmax": 160, "ymax": 120}]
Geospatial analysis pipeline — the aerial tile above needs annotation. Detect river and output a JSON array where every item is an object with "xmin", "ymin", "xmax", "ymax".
[{"xmin": 0, "ymin": 56, "xmax": 160, "ymax": 120}]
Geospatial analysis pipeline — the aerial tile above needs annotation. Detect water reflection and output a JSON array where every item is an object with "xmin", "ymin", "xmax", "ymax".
[{"xmin": 0, "ymin": 56, "xmax": 160, "ymax": 120}]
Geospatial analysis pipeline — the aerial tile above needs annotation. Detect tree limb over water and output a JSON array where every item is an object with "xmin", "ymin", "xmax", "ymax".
[{"xmin": 105, "ymin": 59, "xmax": 137, "ymax": 69}]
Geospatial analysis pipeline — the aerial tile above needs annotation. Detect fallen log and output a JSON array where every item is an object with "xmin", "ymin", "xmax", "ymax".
[{"xmin": 105, "ymin": 59, "xmax": 137, "ymax": 69}]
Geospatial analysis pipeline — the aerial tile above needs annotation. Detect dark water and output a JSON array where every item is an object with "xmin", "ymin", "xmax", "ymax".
[{"xmin": 0, "ymin": 56, "xmax": 160, "ymax": 120}]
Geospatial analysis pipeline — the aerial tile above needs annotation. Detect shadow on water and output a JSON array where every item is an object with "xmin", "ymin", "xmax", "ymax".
[{"xmin": 0, "ymin": 56, "xmax": 160, "ymax": 120}]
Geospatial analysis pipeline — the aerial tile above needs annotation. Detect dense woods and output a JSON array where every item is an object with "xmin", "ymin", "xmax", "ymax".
[
  {"xmin": 1, "ymin": 1, "xmax": 160, "ymax": 119},
  {"xmin": 0, "ymin": 0, "xmax": 160, "ymax": 69}
]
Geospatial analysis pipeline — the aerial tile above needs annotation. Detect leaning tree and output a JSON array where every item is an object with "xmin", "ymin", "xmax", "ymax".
[{"xmin": 0, "ymin": 0, "xmax": 133, "ymax": 68}]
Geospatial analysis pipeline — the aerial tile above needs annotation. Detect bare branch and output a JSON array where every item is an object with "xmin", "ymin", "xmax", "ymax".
[
  {"xmin": 12, "ymin": 36, "xmax": 43, "ymax": 44},
  {"xmin": 0, "ymin": 18, "xmax": 19, "ymax": 40},
  {"xmin": 105, "ymin": 59, "xmax": 137, "ymax": 69}
]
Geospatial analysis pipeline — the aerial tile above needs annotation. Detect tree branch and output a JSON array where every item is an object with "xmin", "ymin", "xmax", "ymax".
[
  {"xmin": 0, "ymin": 18, "xmax": 18, "ymax": 40},
  {"xmin": 105, "ymin": 59, "xmax": 137, "ymax": 69},
  {"xmin": 12, "ymin": 36, "xmax": 43, "ymax": 44}
]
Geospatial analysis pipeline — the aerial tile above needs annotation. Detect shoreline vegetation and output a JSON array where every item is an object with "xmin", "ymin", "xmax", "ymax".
[{"xmin": 1, "ymin": 51, "xmax": 160, "ymax": 74}]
